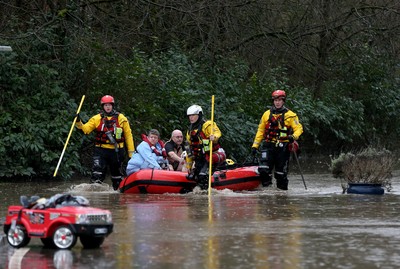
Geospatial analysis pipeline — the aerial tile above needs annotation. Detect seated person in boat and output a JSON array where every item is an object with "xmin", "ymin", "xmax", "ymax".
[
  {"xmin": 126, "ymin": 129, "xmax": 169, "ymax": 176},
  {"xmin": 186, "ymin": 105, "xmax": 226, "ymax": 189},
  {"xmin": 164, "ymin": 130, "xmax": 187, "ymax": 172}
]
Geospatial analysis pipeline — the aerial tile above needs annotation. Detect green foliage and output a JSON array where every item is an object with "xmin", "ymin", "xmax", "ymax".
[
  {"xmin": 318, "ymin": 44, "xmax": 400, "ymax": 150},
  {"xmin": 0, "ymin": 52, "xmax": 83, "ymax": 179},
  {"xmin": 85, "ymin": 48, "xmax": 298, "ymax": 163},
  {"xmin": 1, "ymin": 10, "xmax": 399, "ymax": 179}
]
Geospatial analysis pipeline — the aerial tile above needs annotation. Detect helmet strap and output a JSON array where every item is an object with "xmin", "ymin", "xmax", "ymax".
[
  {"xmin": 103, "ymin": 109, "xmax": 116, "ymax": 117},
  {"xmin": 272, "ymin": 106, "xmax": 287, "ymax": 114},
  {"xmin": 189, "ymin": 114, "xmax": 203, "ymax": 131}
]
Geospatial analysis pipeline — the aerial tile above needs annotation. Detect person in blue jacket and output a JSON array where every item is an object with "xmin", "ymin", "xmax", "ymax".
[{"xmin": 126, "ymin": 129, "xmax": 168, "ymax": 176}]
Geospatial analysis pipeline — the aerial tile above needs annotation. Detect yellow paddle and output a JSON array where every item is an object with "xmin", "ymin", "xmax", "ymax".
[
  {"xmin": 208, "ymin": 95, "xmax": 215, "ymax": 196},
  {"xmin": 53, "ymin": 95, "xmax": 85, "ymax": 177}
]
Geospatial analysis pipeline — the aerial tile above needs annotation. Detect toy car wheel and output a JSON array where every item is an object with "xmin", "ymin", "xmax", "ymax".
[
  {"xmin": 52, "ymin": 226, "xmax": 77, "ymax": 249},
  {"xmin": 7, "ymin": 224, "xmax": 31, "ymax": 248},
  {"xmin": 80, "ymin": 235, "xmax": 105, "ymax": 249}
]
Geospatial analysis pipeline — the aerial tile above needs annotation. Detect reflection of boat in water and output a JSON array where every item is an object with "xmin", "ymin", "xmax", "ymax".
[{"xmin": 118, "ymin": 166, "xmax": 262, "ymax": 194}]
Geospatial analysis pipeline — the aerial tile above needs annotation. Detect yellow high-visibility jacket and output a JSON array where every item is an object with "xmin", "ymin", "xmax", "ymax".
[
  {"xmin": 76, "ymin": 113, "xmax": 135, "ymax": 157},
  {"xmin": 252, "ymin": 108, "xmax": 303, "ymax": 149}
]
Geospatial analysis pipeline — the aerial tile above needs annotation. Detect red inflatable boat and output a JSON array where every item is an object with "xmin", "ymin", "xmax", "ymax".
[{"xmin": 118, "ymin": 166, "xmax": 262, "ymax": 194}]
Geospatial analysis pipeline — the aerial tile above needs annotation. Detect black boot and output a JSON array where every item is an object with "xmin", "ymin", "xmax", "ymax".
[
  {"xmin": 261, "ymin": 180, "xmax": 272, "ymax": 187},
  {"xmin": 258, "ymin": 168, "xmax": 272, "ymax": 187},
  {"xmin": 90, "ymin": 178, "xmax": 103, "ymax": 184},
  {"xmin": 197, "ymin": 174, "xmax": 208, "ymax": 190},
  {"xmin": 112, "ymin": 177, "xmax": 122, "ymax": 190},
  {"xmin": 276, "ymin": 176, "xmax": 288, "ymax": 190},
  {"xmin": 186, "ymin": 173, "xmax": 195, "ymax": 181},
  {"xmin": 276, "ymin": 181, "xmax": 288, "ymax": 190}
]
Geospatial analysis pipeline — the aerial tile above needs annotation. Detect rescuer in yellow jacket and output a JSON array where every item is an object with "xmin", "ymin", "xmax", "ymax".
[
  {"xmin": 75, "ymin": 95, "xmax": 135, "ymax": 190},
  {"xmin": 185, "ymin": 105, "xmax": 226, "ymax": 189},
  {"xmin": 251, "ymin": 90, "xmax": 303, "ymax": 190}
]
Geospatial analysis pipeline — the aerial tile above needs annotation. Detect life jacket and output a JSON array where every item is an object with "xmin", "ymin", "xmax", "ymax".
[
  {"xmin": 188, "ymin": 121, "xmax": 221, "ymax": 158},
  {"xmin": 95, "ymin": 112, "xmax": 125, "ymax": 144},
  {"xmin": 264, "ymin": 107, "xmax": 293, "ymax": 143},
  {"xmin": 141, "ymin": 134, "xmax": 167, "ymax": 159}
]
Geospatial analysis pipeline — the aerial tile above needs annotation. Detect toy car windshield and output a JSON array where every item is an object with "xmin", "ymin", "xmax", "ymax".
[{"xmin": 20, "ymin": 193, "xmax": 90, "ymax": 209}]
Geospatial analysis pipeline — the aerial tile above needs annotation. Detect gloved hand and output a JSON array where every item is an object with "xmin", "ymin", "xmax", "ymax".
[
  {"xmin": 288, "ymin": 135, "xmax": 294, "ymax": 143},
  {"xmin": 74, "ymin": 113, "xmax": 81, "ymax": 122},
  {"xmin": 251, "ymin": 147, "xmax": 258, "ymax": 156}
]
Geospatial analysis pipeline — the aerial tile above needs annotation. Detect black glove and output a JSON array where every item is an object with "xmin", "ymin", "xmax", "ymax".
[
  {"xmin": 288, "ymin": 135, "xmax": 294, "ymax": 143},
  {"xmin": 251, "ymin": 147, "xmax": 258, "ymax": 156},
  {"xmin": 74, "ymin": 113, "xmax": 81, "ymax": 122}
]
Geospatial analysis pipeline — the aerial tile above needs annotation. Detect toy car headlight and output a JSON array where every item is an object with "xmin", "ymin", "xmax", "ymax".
[
  {"xmin": 76, "ymin": 214, "xmax": 90, "ymax": 224},
  {"xmin": 76, "ymin": 213, "xmax": 113, "ymax": 224}
]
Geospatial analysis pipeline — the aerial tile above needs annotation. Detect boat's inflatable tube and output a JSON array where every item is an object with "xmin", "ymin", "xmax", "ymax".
[{"xmin": 119, "ymin": 166, "xmax": 261, "ymax": 194}]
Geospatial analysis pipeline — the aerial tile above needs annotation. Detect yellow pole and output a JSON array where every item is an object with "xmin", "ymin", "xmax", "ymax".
[
  {"xmin": 53, "ymin": 95, "xmax": 86, "ymax": 177},
  {"xmin": 207, "ymin": 97, "xmax": 216, "ymax": 267},
  {"xmin": 208, "ymin": 95, "xmax": 215, "ymax": 196}
]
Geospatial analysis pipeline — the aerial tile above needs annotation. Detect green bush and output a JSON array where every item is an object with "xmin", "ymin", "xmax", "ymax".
[
  {"xmin": 1, "ymin": 37, "xmax": 399, "ymax": 179},
  {"xmin": 0, "ymin": 53, "xmax": 84, "ymax": 179}
]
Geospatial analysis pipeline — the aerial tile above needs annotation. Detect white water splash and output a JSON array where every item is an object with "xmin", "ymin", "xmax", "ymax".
[{"xmin": 68, "ymin": 183, "xmax": 115, "ymax": 193}]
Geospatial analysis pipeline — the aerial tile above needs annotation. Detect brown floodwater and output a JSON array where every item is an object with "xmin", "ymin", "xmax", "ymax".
[{"xmin": 1, "ymin": 170, "xmax": 400, "ymax": 269}]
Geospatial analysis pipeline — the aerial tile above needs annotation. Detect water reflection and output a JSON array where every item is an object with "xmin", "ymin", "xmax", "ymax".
[
  {"xmin": 5, "ymin": 248, "xmax": 72, "ymax": 269},
  {"xmin": 1, "ymin": 173, "xmax": 400, "ymax": 268},
  {"xmin": 111, "ymin": 193, "xmax": 304, "ymax": 269},
  {"xmin": 3, "ymin": 246, "xmax": 112, "ymax": 269}
]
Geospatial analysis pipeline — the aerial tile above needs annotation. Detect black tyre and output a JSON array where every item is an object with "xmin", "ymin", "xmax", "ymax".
[
  {"xmin": 80, "ymin": 236, "xmax": 105, "ymax": 249},
  {"xmin": 52, "ymin": 226, "xmax": 77, "ymax": 249},
  {"xmin": 41, "ymin": 237, "xmax": 56, "ymax": 248},
  {"xmin": 7, "ymin": 224, "xmax": 31, "ymax": 248}
]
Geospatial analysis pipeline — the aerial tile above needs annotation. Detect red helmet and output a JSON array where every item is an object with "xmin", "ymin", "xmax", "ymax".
[
  {"xmin": 100, "ymin": 95, "xmax": 115, "ymax": 105},
  {"xmin": 272, "ymin": 90, "xmax": 286, "ymax": 100}
]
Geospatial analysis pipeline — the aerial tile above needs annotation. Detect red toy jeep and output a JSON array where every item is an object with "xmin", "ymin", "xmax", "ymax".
[{"xmin": 3, "ymin": 193, "xmax": 113, "ymax": 249}]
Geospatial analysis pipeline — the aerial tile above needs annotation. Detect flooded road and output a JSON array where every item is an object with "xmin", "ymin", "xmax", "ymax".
[{"xmin": 1, "ymin": 172, "xmax": 400, "ymax": 269}]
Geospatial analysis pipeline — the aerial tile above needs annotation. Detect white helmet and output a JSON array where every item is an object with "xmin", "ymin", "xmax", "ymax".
[{"xmin": 187, "ymin": 105, "xmax": 203, "ymax": 115}]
